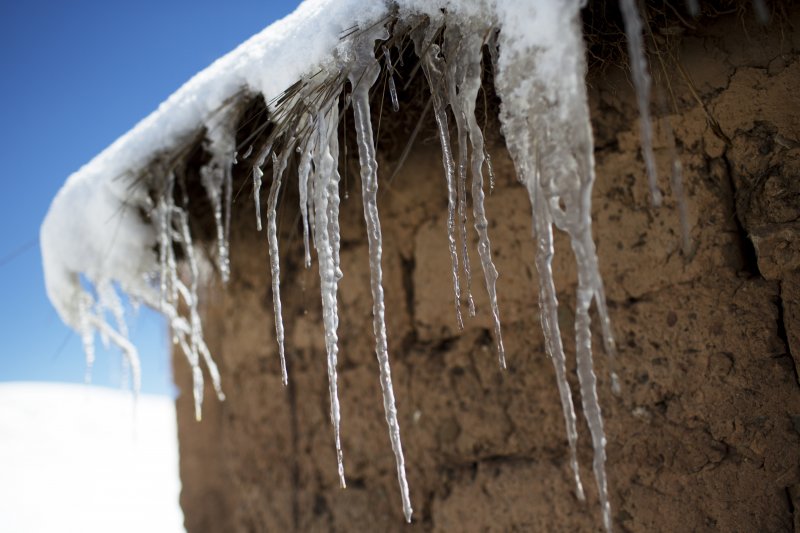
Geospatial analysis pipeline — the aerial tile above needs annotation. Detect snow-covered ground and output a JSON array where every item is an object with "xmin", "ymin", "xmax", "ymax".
[{"xmin": 0, "ymin": 382, "xmax": 184, "ymax": 533}]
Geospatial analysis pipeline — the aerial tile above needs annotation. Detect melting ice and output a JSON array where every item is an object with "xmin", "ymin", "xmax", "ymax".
[{"xmin": 40, "ymin": 1, "xmax": 672, "ymax": 531}]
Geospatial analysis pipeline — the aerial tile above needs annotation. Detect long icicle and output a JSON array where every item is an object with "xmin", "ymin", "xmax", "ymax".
[
  {"xmin": 222, "ymin": 153, "xmax": 233, "ymax": 279},
  {"xmin": 176, "ymin": 205, "xmax": 225, "ymax": 403},
  {"xmin": 448, "ymin": 25, "xmax": 506, "ymax": 367},
  {"xmin": 313, "ymin": 104, "xmax": 346, "ymax": 488},
  {"xmin": 267, "ymin": 147, "xmax": 292, "ymax": 386},
  {"xmin": 491, "ymin": 2, "xmax": 614, "ymax": 527},
  {"xmin": 327, "ymin": 110, "xmax": 343, "ymax": 282},
  {"xmin": 157, "ymin": 173, "xmax": 203, "ymax": 418},
  {"xmin": 572, "ymin": 232, "xmax": 612, "ymax": 533},
  {"xmin": 349, "ymin": 26, "xmax": 412, "ymax": 523},
  {"xmin": 529, "ymin": 164, "xmax": 585, "ymax": 502},
  {"xmin": 446, "ymin": 45, "xmax": 477, "ymax": 319},
  {"xmin": 297, "ymin": 140, "xmax": 314, "ymax": 267},
  {"xmin": 619, "ymin": 0, "xmax": 661, "ymax": 206},
  {"xmin": 415, "ymin": 27, "xmax": 464, "ymax": 330},
  {"xmin": 253, "ymin": 166, "xmax": 264, "ymax": 231}
]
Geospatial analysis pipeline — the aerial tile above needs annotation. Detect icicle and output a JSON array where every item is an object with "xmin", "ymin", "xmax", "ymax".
[
  {"xmin": 156, "ymin": 173, "xmax": 202, "ymax": 416},
  {"xmin": 96, "ymin": 279, "xmax": 142, "ymax": 390},
  {"xmin": 297, "ymin": 140, "xmax": 314, "ymax": 268},
  {"xmin": 349, "ymin": 26, "xmax": 412, "ymax": 523},
  {"xmin": 445, "ymin": 52, "xmax": 477, "ymax": 319},
  {"xmin": 176, "ymin": 206, "xmax": 225, "ymax": 403},
  {"xmin": 77, "ymin": 293, "xmax": 96, "ymax": 383},
  {"xmin": 222, "ymin": 156, "xmax": 233, "ymax": 280},
  {"xmin": 529, "ymin": 163, "xmax": 585, "ymax": 502},
  {"xmin": 593, "ymin": 281, "xmax": 621, "ymax": 396},
  {"xmin": 242, "ymin": 144, "xmax": 254, "ymax": 159},
  {"xmin": 252, "ymin": 143, "xmax": 273, "ymax": 233},
  {"xmin": 160, "ymin": 302, "xmax": 205, "ymax": 422},
  {"xmin": 383, "ymin": 46, "xmax": 400, "ymax": 113},
  {"xmin": 493, "ymin": 2, "xmax": 614, "ymax": 529},
  {"xmin": 200, "ymin": 114, "xmax": 236, "ymax": 282},
  {"xmin": 155, "ymin": 179, "xmax": 170, "ymax": 289},
  {"xmin": 619, "ymin": 0, "xmax": 662, "ymax": 206},
  {"xmin": 253, "ymin": 165, "xmax": 264, "ymax": 231},
  {"xmin": 414, "ymin": 26, "xmax": 464, "ymax": 330},
  {"xmin": 97, "ymin": 280, "xmax": 128, "ymax": 340},
  {"xmin": 86, "ymin": 312, "xmax": 142, "ymax": 396},
  {"xmin": 201, "ymin": 149, "xmax": 234, "ymax": 282},
  {"xmin": 572, "ymin": 233, "xmax": 612, "ymax": 533},
  {"xmin": 152, "ymin": 169, "xmax": 226, "ymax": 419},
  {"xmin": 267, "ymin": 148, "xmax": 292, "ymax": 386},
  {"xmin": 313, "ymin": 104, "xmax": 346, "ymax": 488},
  {"xmin": 446, "ymin": 24, "xmax": 506, "ymax": 367},
  {"xmin": 157, "ymin": 174, "xmax": 178, "ymax": 307},
  {"xmin": 327, "ymin": 117, "xmax": 343, "ymax": 281},
  {"xmin": 74, "ymin": 278, "xmax": 142, "ymax": 397}
]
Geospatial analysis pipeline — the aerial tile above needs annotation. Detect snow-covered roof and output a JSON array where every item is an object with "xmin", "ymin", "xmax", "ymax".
[{"xmin": 40, "ymin": 1, "xmax": 658, "ymax": 529}]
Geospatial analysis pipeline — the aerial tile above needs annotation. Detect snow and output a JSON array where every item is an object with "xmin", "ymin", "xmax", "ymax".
[
  {"xmin": 39, "ymin": 1, "xmax": 664, "ymax": 530},
  {"xmin": 0, "ymin": 382, "xmax": 184, "ymax": 533}
]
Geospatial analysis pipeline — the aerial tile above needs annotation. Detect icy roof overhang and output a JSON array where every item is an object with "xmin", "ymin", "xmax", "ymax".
[{"xmin": 40, "ymin": 1, "xmax": 658, "ymax": 529}]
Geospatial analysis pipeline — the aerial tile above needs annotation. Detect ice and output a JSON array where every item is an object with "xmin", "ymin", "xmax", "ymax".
[
  {"xmin": 175, "ymin": 203, "xmax": 225, "ymax": 404},
  {"xmin": 312, "ymin": 101, "xmax": 346, "ymax": 488},
  {"xmin": 97, "ymin": 280, "xmax": 128, "ymax": 339},
  {"xmin": 414, "ymin": 25, "xmax": 465, "ymax": 330},
  {"xmin": 151, "ymin": 169, "xmax": 224, "ymax": 419},
  {"xmin": 77, "ymin": 293, "xmax": 96, "ymax": 382},
  {"xmin": 493, "ymin": 1, "xmax": 614, "ymax": 529},
  {"xmin": 326, "ymin": 127, "xmax": 343, "ymax": 283},
  {"xmin": 252, "ymin": 142, "xmax": 274, "ymax": 235},
  {"xmin": 619, "ymin": 0, "xmax": 662, "ymax": 206},
  {"xmin": 156, "ymin": 173, "xmax": 178, "ymax": 308},
  {"xmin": 39, "ymin": 1, "xmax": 679, "ymax": 529},
  {"xmin": 297, "ymin": 141, "xmax": 314, "ymax": 268},
  {"xmin": 572, "ymin": 232, "xmax": 612, "ymax": 532},
  {"xmin": 445, "ymin": 23, "xmax": 506, "ymax": 367},
  {"xmin": 529, "ymin": 163, "xmax": 585, "ymax": 502},
  {"xmin": 267, "ymin": 149, "xmax": 292, "ymax": 386},
  {"xmin": 85, "ymin": 310, "xmax": 142, "ymax": 397},
  {"xmin": 450, "ymin": 81, "xmax": 476, "ymax": 319},
  {"xmin": 253, "ymin": 165, "xmax": 264, "ymax": 231},
  {"xmin": 200, "ymin": 112, "xmax": 236, "ymax": 282},
  {"xmin": 349, "ymin": 26, "xmax": 412, "ymax": 523}
]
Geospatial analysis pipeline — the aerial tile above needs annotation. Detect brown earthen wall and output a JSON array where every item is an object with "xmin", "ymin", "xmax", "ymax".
[{"xmin": 174, "ymin": 11, "xmax": 800, "ymax": 532}]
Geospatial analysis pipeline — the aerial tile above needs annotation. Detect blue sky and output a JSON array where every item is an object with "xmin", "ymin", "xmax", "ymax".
[{"xmin": 0, "ymin": 0, "xmax": 300, "ymax": 396}]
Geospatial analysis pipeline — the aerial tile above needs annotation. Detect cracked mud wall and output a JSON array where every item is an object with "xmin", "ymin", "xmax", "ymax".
[{"xmin": 174, "ymin": 9, "xmax": 800, "ymax": 532}]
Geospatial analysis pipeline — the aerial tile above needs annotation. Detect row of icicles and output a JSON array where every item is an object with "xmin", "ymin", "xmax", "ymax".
[{"xmin": 143, "ymin": 6, "xmax": 671, "ymax": 531}]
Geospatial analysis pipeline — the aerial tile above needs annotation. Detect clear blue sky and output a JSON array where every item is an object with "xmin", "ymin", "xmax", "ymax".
[{"xmin": 0, "ymin": 0, "xmax": 300, "ymax": 396}]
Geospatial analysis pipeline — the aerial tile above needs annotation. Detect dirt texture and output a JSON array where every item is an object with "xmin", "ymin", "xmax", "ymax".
[{"xmin": 174, "ymin": 8, "xmax": 800, "ymax": 533}]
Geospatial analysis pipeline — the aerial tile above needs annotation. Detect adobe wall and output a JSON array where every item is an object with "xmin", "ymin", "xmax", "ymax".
[{"xmin": 174, "ymin": 9, "xmax": 800, "ymax": 532}]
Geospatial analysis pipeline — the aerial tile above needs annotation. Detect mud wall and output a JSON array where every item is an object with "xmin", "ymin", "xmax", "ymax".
[{"xmin": 174, "ymin": 10, "xmax": 800, "ymax": 532}]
